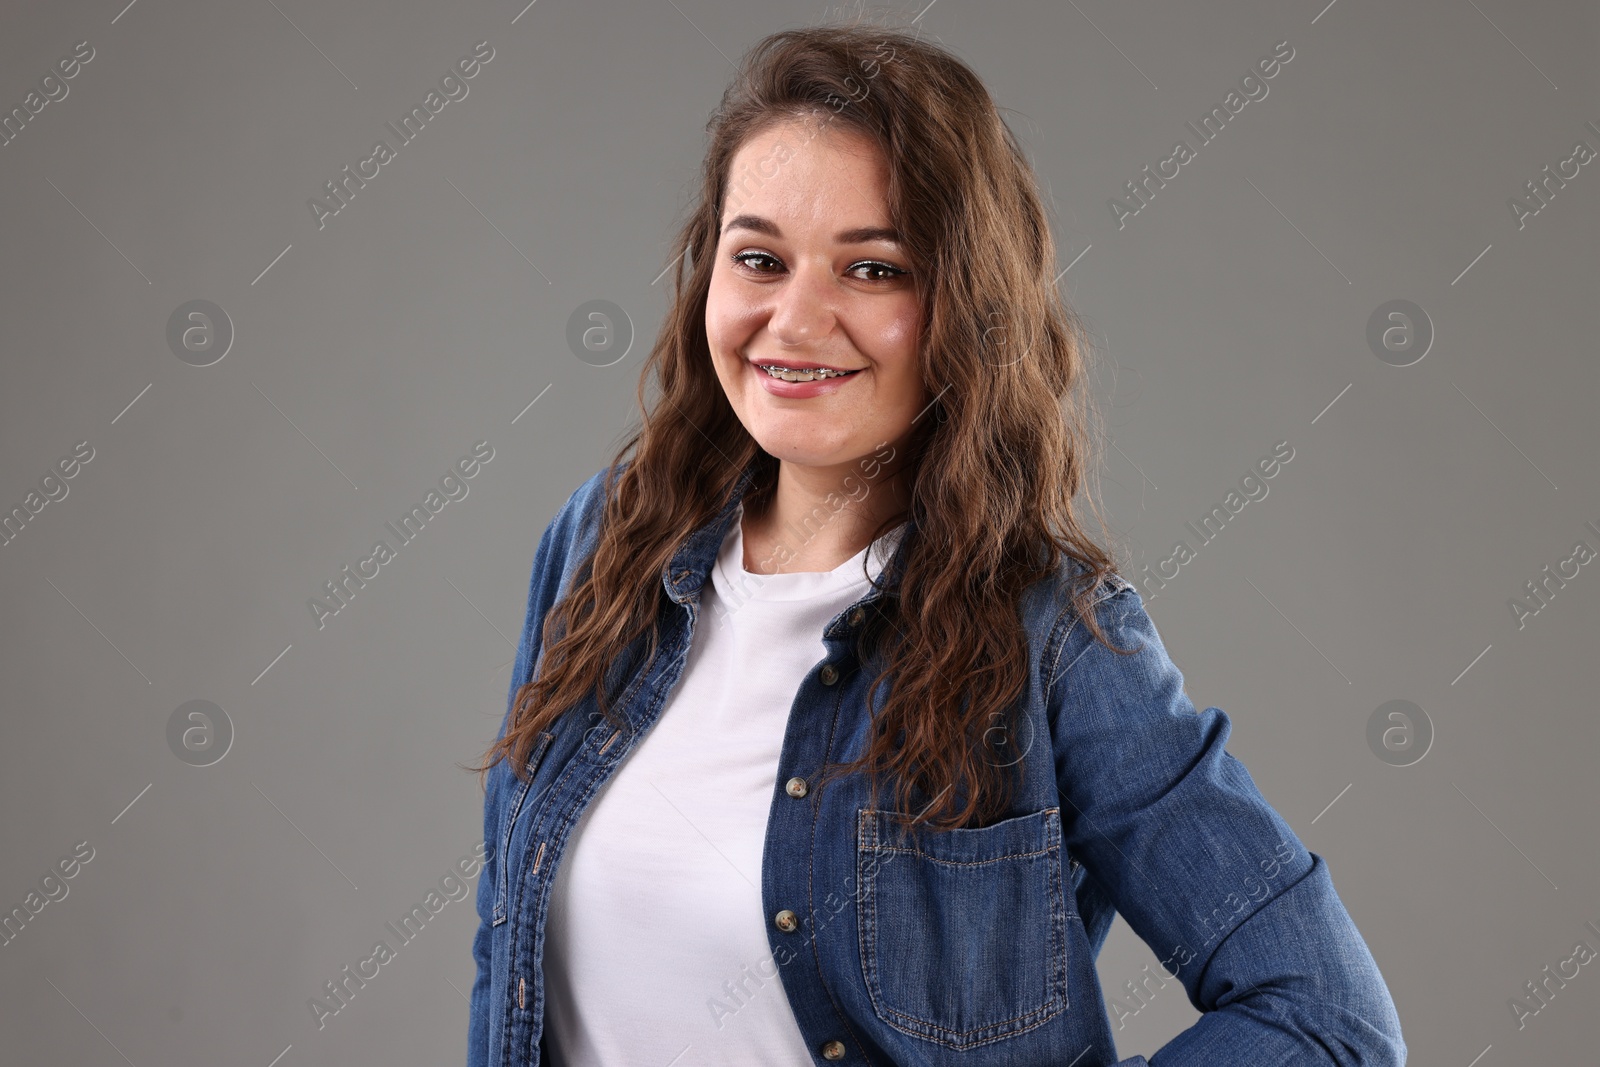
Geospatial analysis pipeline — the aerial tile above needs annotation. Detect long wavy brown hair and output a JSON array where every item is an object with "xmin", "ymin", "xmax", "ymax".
[{"xmin": 472, "ymin": 19, "xmax": 1134, "ymax": 833}]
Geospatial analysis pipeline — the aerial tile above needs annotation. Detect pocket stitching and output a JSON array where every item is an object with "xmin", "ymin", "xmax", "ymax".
[{"xmin": 857, "ymin": 807, "xmax": 1070, "ymax": 1049}]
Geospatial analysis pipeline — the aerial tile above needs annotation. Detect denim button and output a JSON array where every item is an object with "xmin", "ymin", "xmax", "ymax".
[
  {"xmin": 821, "ymin": 1039, "xmax": 846, "ymax": 1060},
  {"xmin": 786, "ymin": 776, "xmax": 809, "ymax": 798},
  {"xmin": 774, "ymin": 909, "xmax": 799, "ymax": 933},
  {"xmin": 847, "ymin": 606, "xmax": 865, "ymax": 626},
  {"xmin": 820, "ymin": 664, "xmax": 838, "ymax": 685}
]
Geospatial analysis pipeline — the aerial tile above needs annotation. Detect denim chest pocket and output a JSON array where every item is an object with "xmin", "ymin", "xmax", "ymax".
[
  {"xmin": 491, "ymin": 730, "xmax": 556, "ymax": 926},
  {"xmin": 856, "ymin": 805, "xmax": 1071, "ymax": 1049}
]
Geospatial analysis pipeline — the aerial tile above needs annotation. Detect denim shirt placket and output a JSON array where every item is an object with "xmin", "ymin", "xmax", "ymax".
[
  {"xmin": 499, "ymin": 459, "xmax": 899, "ymax": 1061},
  {"xmin": 499, "ymin": 590, "xmax": 694, "ymax": 1062}
]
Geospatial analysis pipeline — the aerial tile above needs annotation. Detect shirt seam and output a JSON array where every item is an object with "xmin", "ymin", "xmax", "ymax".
[{"xmin": 1042, "ymin": 572, "xmax": 1133, "ymax": 705}]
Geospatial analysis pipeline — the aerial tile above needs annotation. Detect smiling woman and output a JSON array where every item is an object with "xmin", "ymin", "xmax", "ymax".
[{"xmin": 466, "ymin": 18, "xmax": 1405, "ymax": 1067}]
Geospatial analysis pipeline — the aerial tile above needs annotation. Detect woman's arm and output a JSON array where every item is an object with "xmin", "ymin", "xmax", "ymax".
[{"xmin": 1046, "ymin": 583, "xmax": 1406, "ymax": 1066}]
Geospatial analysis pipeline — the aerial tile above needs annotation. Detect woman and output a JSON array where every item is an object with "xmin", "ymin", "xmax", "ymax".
[{"xmin": 467, "ymin": 22, "xmax": 1404, "ymax": 1067}]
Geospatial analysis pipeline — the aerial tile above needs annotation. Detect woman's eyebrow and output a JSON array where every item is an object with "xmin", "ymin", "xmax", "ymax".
[{"xmin": 722, "ymin": 213, "xmax": 901, "ymax": 245}]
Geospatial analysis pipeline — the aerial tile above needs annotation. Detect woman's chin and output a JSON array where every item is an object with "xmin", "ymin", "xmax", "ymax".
[{"xmin": 749, "ymin": 434, "xmax": 850, "ymax": 469}]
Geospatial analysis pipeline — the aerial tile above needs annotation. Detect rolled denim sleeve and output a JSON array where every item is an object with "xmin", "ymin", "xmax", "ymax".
[{"xmin": 1048, "ymin": 582, "xmax": 1405, "ymax": 1066}]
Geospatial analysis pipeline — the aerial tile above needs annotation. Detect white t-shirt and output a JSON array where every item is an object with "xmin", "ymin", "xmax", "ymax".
[{"xmin": 542, "ymin": 501, "xmax": 905, "ymax": 1066}]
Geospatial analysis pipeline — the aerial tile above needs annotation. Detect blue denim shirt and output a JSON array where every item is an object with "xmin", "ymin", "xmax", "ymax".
[{"xmin": 469, "ymin": 459, "xmax": 1405, "ymax": 1066}]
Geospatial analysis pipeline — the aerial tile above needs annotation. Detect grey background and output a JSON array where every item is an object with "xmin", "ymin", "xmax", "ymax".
[{"xmin": 1, "ymin": 0, "xmax": 1595, "ymax": 1063}]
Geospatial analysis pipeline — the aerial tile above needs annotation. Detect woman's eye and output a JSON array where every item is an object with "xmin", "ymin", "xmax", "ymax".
[
  {"xmin": 850, "ymin": 261, "xmax": 906, "ymax": 282},
  {"xmin": 732, "ymin": 251, "xmax": 782, "ymax": 273}
]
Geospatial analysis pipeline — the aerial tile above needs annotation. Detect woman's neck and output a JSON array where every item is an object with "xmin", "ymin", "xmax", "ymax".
[{"xmin": 740, "ymin": 460, "xmax": 912, "ymax": 574}]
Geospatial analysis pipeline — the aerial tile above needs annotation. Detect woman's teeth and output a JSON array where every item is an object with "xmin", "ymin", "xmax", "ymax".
[{"xmin": 759, "ymin": 364, "xmax": 859, "ymax": 382}]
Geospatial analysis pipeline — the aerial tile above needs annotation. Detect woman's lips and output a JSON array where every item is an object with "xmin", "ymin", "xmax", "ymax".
[
  {"xmin": 749, "ymin": 355, "xmax": 858, "ymax": 373},
  {"xmin": 749, "ymin": 360, "xmax": 864, "ymax": 398}
]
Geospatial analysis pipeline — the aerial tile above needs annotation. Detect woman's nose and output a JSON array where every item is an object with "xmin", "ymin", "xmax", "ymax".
[{"xmin": 766, "ymin": 263, "xmax": 839, "ymax": 347}]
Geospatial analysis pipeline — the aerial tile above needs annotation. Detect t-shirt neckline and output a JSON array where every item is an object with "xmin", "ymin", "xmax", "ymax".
[{"xmin": 712, "ymin": 501, "xmax": 906, "ymax": 603}]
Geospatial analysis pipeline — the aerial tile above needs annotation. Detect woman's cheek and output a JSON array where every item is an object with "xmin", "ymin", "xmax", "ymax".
[
  {"xmin": 708, "ymin": 293, "xmax": 761, "ymax": 350},
  {"xmin": 873, "ymin": 303, "xmax": 922, "ymax": 362}
]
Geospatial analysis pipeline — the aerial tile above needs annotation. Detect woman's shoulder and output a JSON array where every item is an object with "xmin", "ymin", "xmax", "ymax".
[
  {"xmin": 569, "ymin": 461, "xmax": 624, "ymax": 518},
  {"xmin": 565, "ymin": 459, "xmax": 632, "ymax": 523},
  {"xmin": 532, "ymin": 461, "xmax": 628, "ymax": 567},
  {"xmin": 1050, "ymin": 553, "xmax": 1139, "ymax": 620},
  {"xmin": 1008, "ymin": 550, "xmax": 1129, "ymax": 650}
]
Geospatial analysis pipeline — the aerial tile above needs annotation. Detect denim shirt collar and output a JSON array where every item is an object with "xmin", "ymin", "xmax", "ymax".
[{"xmin": 659, "ymin": 454, "xmax": 918, "ymax": 641}]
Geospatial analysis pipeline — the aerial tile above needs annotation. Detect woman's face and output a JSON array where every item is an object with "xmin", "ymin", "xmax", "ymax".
[{"xmin": 706, "ymin": 118, "xmax": 928, "ymax": 474}]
